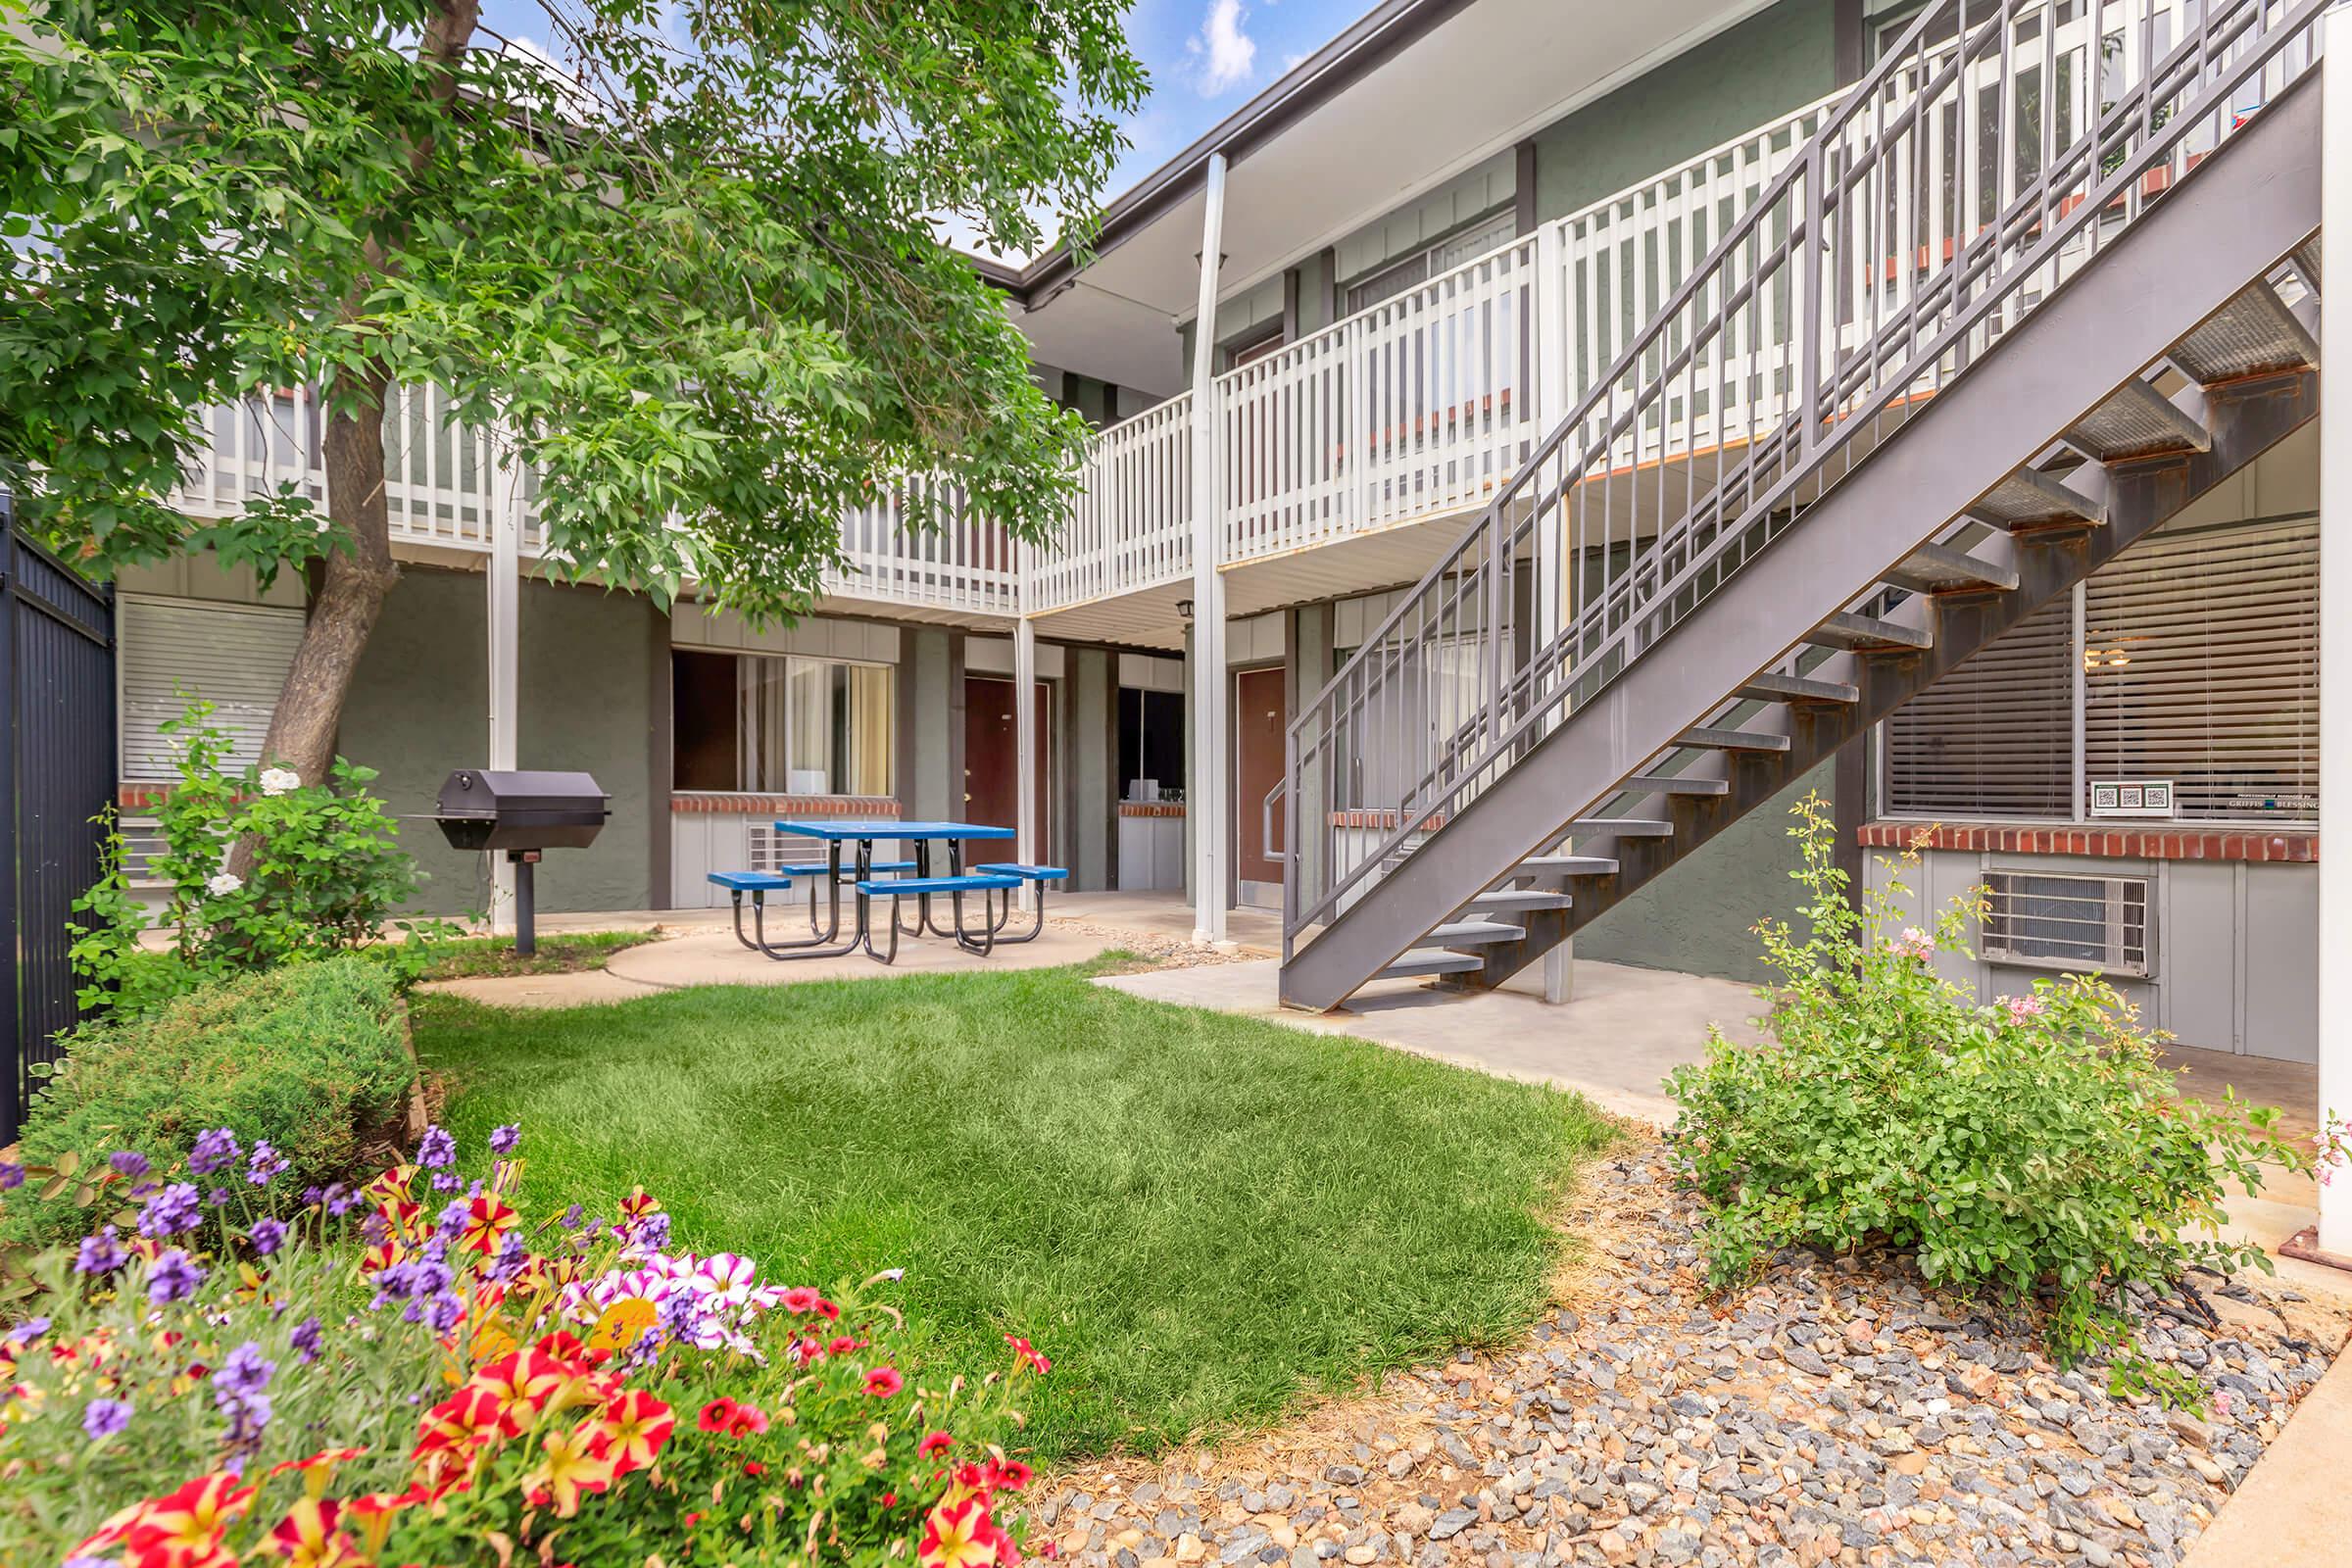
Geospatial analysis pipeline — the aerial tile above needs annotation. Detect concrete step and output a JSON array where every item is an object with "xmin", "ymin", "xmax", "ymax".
[
  {"xmin": 1965, "ymin": 466, "xmax": 2104, "ymax": 529},
  {"xmin": 2066, "ymin": 377, "xmax": 2211, "ymax": 462},
  {"xmin": 1623, "ymin": 772, "xmax": 1730, "ymax": 797},
  {"xmin": 1463, "ymin": 888, "xmax": 1574, "ymax": 914},
  {"xmin": 1735, "ymin": 670, "xmax": 1859, "ymax": 705},
  {"xmin": 1883, "ymin": 542, "xmax": 2019, "ymax": 595},
  {"xmin": 1512, "ymin": 855, "xmax": 1621, "ymax": 880},
  {"xmin": 2169, "ymin": 279, "xmax": 2319, "ymax": 385},
  {"xmin": 1677, "ymin": 725, "xmax": 1790, "ymax": 753},
  {"xmin": 1807, "ymin": 611, "xmax": 1934, "ymax": 653},
  {"xmin": 1566, "ymin": 817, "xmax": 1674, "ymax": 837},
  {"xmin": 1409, "ymin": 918, "xmax": 1525, "ymax": 949},
  {"xmin": 1375, "ymin": 952, "xmax": 1487, "ymax": 981}
]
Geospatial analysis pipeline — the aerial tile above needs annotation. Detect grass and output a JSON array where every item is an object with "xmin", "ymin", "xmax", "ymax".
[
  {"xmin": 407, "ymin": 928, "xmax": 662, "ymax": 980},
  {"xmin": 412, "ymin": 961, "xmax": 1616, "ymax": 1461}
]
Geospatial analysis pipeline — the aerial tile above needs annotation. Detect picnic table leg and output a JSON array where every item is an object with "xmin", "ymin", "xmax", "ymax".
[
  {"xmin": 994, "ymin": 879, "xmax": 1048, "ymax": 945},
  {"xmin": 950, "ymin": 887, "xmax": 999, "ymax": 956}
]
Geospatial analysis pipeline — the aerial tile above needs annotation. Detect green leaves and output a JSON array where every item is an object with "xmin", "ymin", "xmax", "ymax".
[{"xmin": 1667, "ymin": 796, "xmax": 2301, "ymax": 1408}]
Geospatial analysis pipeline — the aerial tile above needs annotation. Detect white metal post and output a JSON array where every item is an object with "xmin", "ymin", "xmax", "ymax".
[
  {"xmin": 1190, "ymin": 152, "xmax": 1231, "ymax": 945},
  {"xmin": 1014, "ymin": 614, "xmax": 1039, "ymax": 913},
  {"xmin": 2318, "ymin": 9, "xmax": 2352, "ymax": 1256},
  {"xmin": 1532, "ymin": 217, "xmax": 1574, "ymax": 1004},
  {"xmin": 486, "ymin": 428, "xmax": 521, "ymax": 936}
]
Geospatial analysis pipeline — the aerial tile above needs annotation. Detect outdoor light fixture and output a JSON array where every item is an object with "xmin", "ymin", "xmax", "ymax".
[{"xmin": 1177, "ymin": 598, "xmax": 1195, "ymax": 619}]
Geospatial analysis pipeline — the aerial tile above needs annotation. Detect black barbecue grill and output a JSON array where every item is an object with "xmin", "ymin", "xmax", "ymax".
[{"xmin": 433, "ymin": 769, "xmax": 610, "ymax": 955}]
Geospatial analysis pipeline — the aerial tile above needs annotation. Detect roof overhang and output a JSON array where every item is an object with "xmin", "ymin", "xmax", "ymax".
[{"xmin": 992, "ymin": 0, "xmax": 1775, "ymax": 395}]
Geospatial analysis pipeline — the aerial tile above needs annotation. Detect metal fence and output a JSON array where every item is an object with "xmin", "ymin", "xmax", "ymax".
[{"xmin": 0, "ymin": 493, "xmax": 117, "ymax": 1145}]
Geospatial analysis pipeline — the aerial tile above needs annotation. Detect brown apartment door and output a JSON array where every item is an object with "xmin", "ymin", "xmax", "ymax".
[
  {"xmin": 962, "ymin": 676, "xmax": 1050, "ymax": 868},
  {"xmin": 1234, "ymin": 665, "xmax": 1288, "ymax": 905}
]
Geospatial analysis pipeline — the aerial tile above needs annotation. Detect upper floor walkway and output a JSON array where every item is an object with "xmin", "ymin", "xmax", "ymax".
[{"xmin": 169, "ymin": 0, "xmax": 2272, "ymax": 651}]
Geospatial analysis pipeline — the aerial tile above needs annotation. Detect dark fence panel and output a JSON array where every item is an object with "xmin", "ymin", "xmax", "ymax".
[{"xmin": 1, "ymin": 495, "xmax": 117, "ymax": 1145}]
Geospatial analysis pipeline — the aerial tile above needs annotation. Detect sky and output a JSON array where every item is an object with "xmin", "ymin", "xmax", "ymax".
[{"xmin": 474, "ymin": 0, "xmax": 1375, "ymax": 260}]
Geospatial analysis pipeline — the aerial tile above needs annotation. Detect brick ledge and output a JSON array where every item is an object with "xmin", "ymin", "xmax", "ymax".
[
  {"xmin": 671, "ymin": 793, "xmax": 901, "ymax": 817},
  {"xmin": 1859, "ymin": 820, "xmax": 2317, "ymax": 863}
]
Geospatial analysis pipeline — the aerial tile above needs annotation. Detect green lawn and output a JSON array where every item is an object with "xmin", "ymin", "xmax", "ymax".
[{"xmin": 413, "ymin": 961, "xmax": 1614, "ymax": 1459}]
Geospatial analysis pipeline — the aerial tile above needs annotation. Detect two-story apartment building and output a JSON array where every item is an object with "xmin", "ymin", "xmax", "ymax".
[{"xmin": 126, "ymin": 0, "xmax": 2328, "ymax": 1080}]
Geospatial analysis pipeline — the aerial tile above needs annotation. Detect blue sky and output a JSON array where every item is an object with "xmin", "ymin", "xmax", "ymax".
[{"xmin": 475, "ymin": 0, "xmax": 1372, "ymax": 248}]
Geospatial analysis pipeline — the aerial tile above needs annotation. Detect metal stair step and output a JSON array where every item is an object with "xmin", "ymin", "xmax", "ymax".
[
  {"xmin": 1677, "ymin": 725, "xmax": 1790, "ymax": 752},
  {"xmin": 2065, "ymin": 378, "xmax": 2212, "ymax": 462},
  {"xmin": 1734, "ymin": 670, "xmax": 1859, "ymax": 705},
  {"xmin": 1513, "ymin": 855, "xmax": 1621, "ymax": 879},
  {"xmin": 1883, "ymin": 543, "xmax": 2019, "ymax": 595},
  {"xmin": 1464, "ymin": 888, "xmax": 1574, "ymax": 913},
  {"xmin": 2297, "ymin": 235, "xmax": 2323, "ymax": 293},
  {"xmin": 1566, "ymin": 817, "xmax": 1675, "ymax": 837},
  {"xmin": 2169, "ymin": 280, "xmax": 2320, "ymax": 384},
  {"xmin": 1376, "ymin": 952, "xmax": 1488, "ymax": 981},
  {"xmin": 1964, "ymin": 466, "xmax": 2103, "ymax": 529},
  {"xmin": 1410, "ymin": 919, "xmax": 1525, "ymax": 949},
  {"xmin": 1807, "ymin": 611, "xmax": 1933, "ymax": 653},
  {"xmin": 1623, "ymin": 772, "xmax": 1730, "ymax": 796}
]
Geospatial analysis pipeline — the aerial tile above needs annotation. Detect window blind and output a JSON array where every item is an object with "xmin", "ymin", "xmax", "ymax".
[
  {"xmin": 1884, "ymin": 591, "xmax": 2075, "ymax": 818},
  {"xmin": 2082, "ymin": 516, "xmax": 2318, "ymax": 822},
  {"xmin": 120, "ymin": 598, "xmax": 306, "ymax": 782}
]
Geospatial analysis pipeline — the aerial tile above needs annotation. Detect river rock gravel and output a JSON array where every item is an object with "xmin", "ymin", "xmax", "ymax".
[{"xmin": 1025, "ymin": 1140, "xmax": 2347, "ymax": 1568}]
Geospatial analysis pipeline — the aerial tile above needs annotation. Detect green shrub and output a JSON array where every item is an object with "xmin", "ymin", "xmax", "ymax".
[
  {"xmin": 1667, "ymin": 795, "xmax": 2298, "ymax": 1402},
  {"xmin": 69, "ymin": 699, "xmax": 460, "ymax": 1018},
  {"xmin": 4, "ymin": 957, "xmax": 414, "ymax": 1248}
]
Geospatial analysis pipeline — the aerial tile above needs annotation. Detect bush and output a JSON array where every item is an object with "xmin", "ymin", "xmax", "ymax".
[
  {"xmin": 3, "ymin": 958, "xmax": 413, "ymax": 1250},
  {"xmin": 1666, "ymin": 795, "xmax": 2298, "ymax": 1400},
  {"xmin": 0, "ymin": 1122, "xmax": 1043, "ymax": 1568},
  {"xmin": 70, "ymin": 699, "xmax": 458, "ymax": 1018}
]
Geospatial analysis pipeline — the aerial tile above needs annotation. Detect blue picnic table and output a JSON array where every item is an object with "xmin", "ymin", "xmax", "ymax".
[{"xmin": 713, "ymin": 818, "xmax": 1019, "ymax": 962}]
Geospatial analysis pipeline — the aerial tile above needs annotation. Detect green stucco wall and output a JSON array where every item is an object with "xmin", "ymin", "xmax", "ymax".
[
  {"xmin": 1575, "ymin": 759, "xmax": 1830, "ymax": 985},
  {"xmin": 338, "ymin": 568, "xmax": 664, "ymax": 916},
  {"xmin": 1531, "ymin": 0, "xmax": 1837, "ymax": 223}
]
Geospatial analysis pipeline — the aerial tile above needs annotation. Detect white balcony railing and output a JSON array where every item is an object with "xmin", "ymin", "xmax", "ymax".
[{"xmin": 173, "ymin": 0, "xmax": 2262, "ymax": 628}]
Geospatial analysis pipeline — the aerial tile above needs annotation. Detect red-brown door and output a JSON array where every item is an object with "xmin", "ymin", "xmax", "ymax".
[
  {"xmin": 962, "ymin": 676, "xmax": 1049, "ymax": 868},
  {"xmin": 1235, "ymin": 665, "xmax": 1288, "ymax": 898}
]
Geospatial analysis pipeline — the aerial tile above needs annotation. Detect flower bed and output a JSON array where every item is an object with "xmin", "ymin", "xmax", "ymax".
[{"xmin": 0, "ymin": 1122, "xmax": 1045, "ymax": 1567}]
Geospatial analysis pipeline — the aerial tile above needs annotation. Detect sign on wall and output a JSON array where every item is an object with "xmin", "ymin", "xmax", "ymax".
[{"xmin": 2088, "ymin": 780, "xmax": 2176, "ymax": 818}]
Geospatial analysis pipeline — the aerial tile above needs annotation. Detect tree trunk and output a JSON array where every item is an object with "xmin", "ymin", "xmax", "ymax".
[{"xmin": 255, "ymin": 366, "xmax": 403, "ymax": 783}]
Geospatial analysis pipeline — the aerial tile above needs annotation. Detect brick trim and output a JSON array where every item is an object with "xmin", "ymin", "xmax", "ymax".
[
  {"xmin": 1858, "ymin": 820, "xmax": 2317, "ymax": 863},
  {"xmin": 1328, "ymin": 808, "xmax": 1451, "ymax": 830},
  {"xmin": 1117, "ymin": 802, "xmax": 1186, "ymax": 818},
  {"xmin": 670, "ymin": 793, "xmax": 902, "ymax": 817}
]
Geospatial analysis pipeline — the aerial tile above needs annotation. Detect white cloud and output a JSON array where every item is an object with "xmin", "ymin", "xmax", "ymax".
[{"xmin": 1186, "ymin": 0, "xmax": 1257, "ymax": 96}]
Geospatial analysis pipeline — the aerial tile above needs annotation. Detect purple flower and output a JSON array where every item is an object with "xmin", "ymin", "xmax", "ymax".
[
  {"xmin": 416, "ymin": 1124, "xmax": 456, "ymax": 1170},
  {"xmin": 14, "ymin": 1316, "xmax": 49, "ymax": 1342},
  {"xmin": 359, "ymin": 1211, "xmax": 389, "ymax": 1246},
  {"xmin": 82, "ymin": 1396, "xmax": 132, "ymax": 1441},
  {"xmin": 109, "ymin": 1151, "xmax": 150, "ymax": 1179},
  {"xmin": 74, "ymin": 1226, "xmax": 127, "ymax": 1275},
  {"xmin": 289, "ymin": 1315, "xmax": 323, "ymax": 1363},
  {"xmin": 245, "ymin": 1142, "xmax": 287, "ymax": 1186},
  {"xmin": 486, "ymin": 1229, "xmax": 530, "ymax": 1284},
  {"xmin": 249, "ymin": 1217, "xmax": 287, "ymax": 1256},
  {"xmin": 435, "ymin": 1198, "xmax": 470, "ymax": 1241},
  {"xmin": 139, "ymin": 1182, "xmax": 202, "ymax": 1238},
  {"xmin": 0, "ymin": 1161, "xmax": 22, "ymax": 1191},
  {"xmin": 488, "ymin": 1124, "xmax": 521, "ymax": 1156},
  {"xmin": 301, "ymin": 1185, "xmax": 324, "ymax": 1205},
  {"xmin": 217, "ymin": 1340, "xmax": 275, "ymax": 1400},
  {"xmin": 429, "ymin": 1171, "xmax": 460, "ymax": 1193},
  {"xmin": 146, "ymin": 1249, "xmax": 204, "ymax": 1304},
  {"xmin": 560, "ymin": 1202, "xmax": 585, "ymax": 1230},
  {"xmin": 632, "ymin": 1212, "xmax": 672, "ymax": 1252},
  {"xmin": 324, "ymin": 1184, "xmax": 356, "ymax": 1217},
  {"xmin": 188, "ymin": 1127, "xmax": 239, "ymax": 1176},
  {"xmin": 208, "ymin": 1188, "xmax": 231, "ymax": 1207},
  {"xmin": 423, "ymin": 1291, "xmax": 466, "ymax": 1334}
]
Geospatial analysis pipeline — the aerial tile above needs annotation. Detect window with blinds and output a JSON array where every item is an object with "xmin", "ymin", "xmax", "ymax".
[
  {"xmin": 2082, "ymin": 517, "xmax": 2319, "ymax": 823},
  {"xmin": 1882, "ymin": 514, "xmax": 2319, "ymax": 825},
  {"xmin": 1884, "ymin": 592, "xmax": 2075, "ymax": 818},
  {"xmin": 120, "ymin": 598, "xmax": 307, "ymax": 781}
]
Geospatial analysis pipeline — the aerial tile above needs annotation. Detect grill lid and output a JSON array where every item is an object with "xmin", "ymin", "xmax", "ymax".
[{"xmin": 434, "ymin": 769, "xmax": 609, "ymax": 821}]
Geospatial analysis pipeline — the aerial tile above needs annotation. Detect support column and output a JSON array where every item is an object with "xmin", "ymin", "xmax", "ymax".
[
  {"xmin": 1190, "ymin": 151, "xmax": 1232, "ymax": 945},
  {"xmin": 1014, "ymin": 616, "xmax": 1039, "ymax": 912},
  {"xmin": 1533, "ymin": 217, "xmax": 1574, "ymax": 1004},
  {"xmin": 486, "ymin": 440, "xmax": 521, "ymax": 935},
  {"xmin": 2318, "ymin": 10, "xmax": 2351, "ymax": 1255}
]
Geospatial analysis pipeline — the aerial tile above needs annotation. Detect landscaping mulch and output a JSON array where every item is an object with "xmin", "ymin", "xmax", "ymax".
[
  {"xmin": 1045, "ymin": 917, "xmax": 1269, "ymax": 969},
  {"xmin": 1029, "ymin": 1139, "xmax": 2348, "ymax": 1568}
]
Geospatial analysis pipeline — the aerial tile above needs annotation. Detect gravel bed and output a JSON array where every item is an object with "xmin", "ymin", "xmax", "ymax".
[
  {"xmin": 1048, "ymin": 918, "xmax": 1267, "ymax": 968},
  {"xmin": 1028, "ymin": 1141, "xmax": 2347, "ymax": 1568}
]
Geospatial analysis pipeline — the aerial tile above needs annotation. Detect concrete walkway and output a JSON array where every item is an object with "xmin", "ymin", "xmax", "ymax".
[
  {"xmin": 1101, "ymin": 955, "xmax": 1762, "ymax": 1126},
  {"xmin": 2182, "ymin": 1349, "xmax": 2352, "ymax": 1568}
]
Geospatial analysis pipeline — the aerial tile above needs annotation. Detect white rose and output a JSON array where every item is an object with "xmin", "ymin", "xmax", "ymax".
[
  {"xmin": 206, "ymin": 872, "xmax": 244, "ymax": 898},
  {"xmin": 258, "ymin": 766, "xmax": 302, "ymax": 797}
]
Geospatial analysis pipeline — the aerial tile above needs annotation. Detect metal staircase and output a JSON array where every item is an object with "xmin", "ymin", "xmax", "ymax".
[{"xmin": 1278, "ymin": 0, "xmax": 2328, "ymax": 1011}]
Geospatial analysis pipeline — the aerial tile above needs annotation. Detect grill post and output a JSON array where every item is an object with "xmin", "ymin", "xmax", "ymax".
[{"xmin": 511, "ymin": 852, "xmax": 538, "ymax": 956}]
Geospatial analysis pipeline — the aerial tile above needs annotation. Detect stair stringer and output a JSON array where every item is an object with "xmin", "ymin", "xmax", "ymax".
[
  {"xmin": 1277, "ymin": 71, "xmax": 2323, "ymax": 1013},
  {"xmin": 1452, "ymin": 368, "xmax": 2321, "ymax": 992}
]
